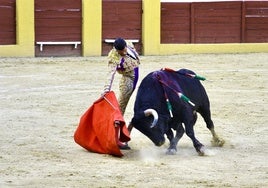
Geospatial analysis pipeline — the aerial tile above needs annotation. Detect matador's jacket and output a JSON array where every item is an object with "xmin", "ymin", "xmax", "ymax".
[{"xmin": 104, "ymin": 41, "xmax": 140, "ymax": 115}]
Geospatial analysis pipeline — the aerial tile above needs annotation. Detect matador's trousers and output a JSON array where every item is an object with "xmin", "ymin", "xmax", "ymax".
[
  {"xmin": 118, "ymin": 68, "xmax": 139, "ymax": 115},
  {"xmin": 118, "ymin": 75, "xmax": 134, "ymax": 115}
]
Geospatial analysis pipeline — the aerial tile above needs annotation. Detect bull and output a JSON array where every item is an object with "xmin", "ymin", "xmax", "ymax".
[{"xmin": 128, "ymin": 68, "xmax": 225, "ymax": 155}]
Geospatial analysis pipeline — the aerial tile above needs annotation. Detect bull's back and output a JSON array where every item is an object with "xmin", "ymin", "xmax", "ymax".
[
  {"xmin": 134, "ymin": 69, "xmax": 210, "ymax": 113},
  {"xmin": 174, "ymin": 70, "xmax": 209, "ymax": 109}
]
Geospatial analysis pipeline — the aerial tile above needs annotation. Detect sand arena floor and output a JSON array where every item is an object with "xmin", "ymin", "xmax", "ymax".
[{"xmin": 0, "ymin": 53, "xmax": 267, "ymax": 187}]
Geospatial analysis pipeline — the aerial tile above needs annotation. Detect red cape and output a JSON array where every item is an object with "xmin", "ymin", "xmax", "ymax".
[{"xmin": 74, "ymin": 91, "xmax": 130, "ymax": 157}]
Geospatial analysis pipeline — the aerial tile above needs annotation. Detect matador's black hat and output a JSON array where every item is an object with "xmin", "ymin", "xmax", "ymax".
[{"xmin": 114, "ymin": 38, "xmax": 126, "ymax": 50}]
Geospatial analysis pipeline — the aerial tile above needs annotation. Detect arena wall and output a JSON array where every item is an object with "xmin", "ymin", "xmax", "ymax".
[
  {"xmin": 0, "ymin": 0, "xmax": 268, "ymax": 57},
  {"xmin": 0, "ymin": 0, "xmax": 34, "ymax": 57}
]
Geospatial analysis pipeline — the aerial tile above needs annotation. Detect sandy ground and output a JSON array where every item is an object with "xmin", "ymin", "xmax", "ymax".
[{"xmin": 0, "ymin": 53, "xmax": 267, "ymax": 188}]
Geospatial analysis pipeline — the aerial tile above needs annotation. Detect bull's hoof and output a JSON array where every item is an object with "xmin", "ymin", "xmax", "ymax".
[
  {"xmin": 166, "ymin": 148, "xmax": 177, "ymax": 155},
  {"xmin": 211, "ymin": 137, "xmax": 225, "ymax": 147},
  {"xmin": 196, "ymin": 146, "xmax": 205, "ymax": 156}
]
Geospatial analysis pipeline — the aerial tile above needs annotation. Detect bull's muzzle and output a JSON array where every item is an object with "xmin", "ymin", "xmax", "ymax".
[{"xmin": 144, "ymin": 109, "xmax": 158, "ymax": 128}]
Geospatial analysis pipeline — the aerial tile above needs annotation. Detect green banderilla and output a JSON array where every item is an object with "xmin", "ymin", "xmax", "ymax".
[
  {"xmin": 166, "ymin": 99, "xmax": 173, "ymax": 117},
  {"xmin": 187, "ymin": 73, "xmax": 206, "ymax": 81},
  {"xmin": 178, "ymin": 93, "xmax": 195, "ymax": 106}
]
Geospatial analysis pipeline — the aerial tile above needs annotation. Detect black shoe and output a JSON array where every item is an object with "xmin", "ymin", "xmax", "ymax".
[{"xmin": 119, "ymin": 143, "xmax": 131, "ymax": 150}]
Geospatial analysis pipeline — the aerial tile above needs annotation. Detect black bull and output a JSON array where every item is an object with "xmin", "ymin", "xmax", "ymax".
[{"xmin": 128, "ymin": 68, "xmax": 225, "ymax": 155}]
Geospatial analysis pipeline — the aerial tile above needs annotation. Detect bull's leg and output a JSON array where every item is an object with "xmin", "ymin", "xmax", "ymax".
[
  {"xmin": 184, "ymin": 111, "xmax": 205, "ymax": 155},
  {"xmin": 166, "ymin": 129, "xmax": 175, "ymax": 154},
  {"xmin": 166, "ymin": 124, "xmax": 185, "ymax": 155},
  {"xmin": 184, "ymin": 124, "xmax": 205, "ymax": 155},
  {"xmin": 199, "ymin": 107, "xmax": 225, "ymax": 147},
  {"xmin": 210, "ymin": 127, "xmax": 225, "ymax": 147},
  {"xmin": 166, "ymin": 129, "xmax": 174, "ymax": 143}
]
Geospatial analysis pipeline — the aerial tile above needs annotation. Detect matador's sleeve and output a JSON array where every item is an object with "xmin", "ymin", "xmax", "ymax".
[{"xmin": 103, "ymin": 49, "xmax": 120, "ymax": 92}]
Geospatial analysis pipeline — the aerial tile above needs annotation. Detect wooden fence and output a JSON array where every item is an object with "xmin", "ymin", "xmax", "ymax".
[
  {"xmin": 0, "ymin": 0, "xmax": 16, "ymax": 45},
  {"xmin": 161, "ymin": 1, "xmax": 268, "ymax": 44}
]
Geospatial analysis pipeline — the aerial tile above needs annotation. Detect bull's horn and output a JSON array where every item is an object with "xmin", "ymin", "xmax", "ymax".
[{"xmin": 144, "ymin": 109, "xmax": 159, "ymax": 128}]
